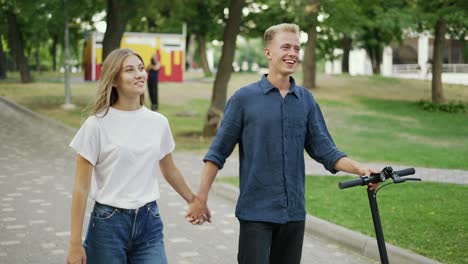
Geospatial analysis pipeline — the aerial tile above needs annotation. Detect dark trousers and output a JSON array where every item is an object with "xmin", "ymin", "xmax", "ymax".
[
  {"xmin": 147, "ymin": 70, "xmax": 159, "ymax": 110},
  {"xmin": 238, "ymin": 220, "xmax": 305, "ymax": 264}
]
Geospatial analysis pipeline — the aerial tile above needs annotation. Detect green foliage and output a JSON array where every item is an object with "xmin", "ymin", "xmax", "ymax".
[
  {"xmin": 236, "ymin": 37, "xmax": 268, "ymax": 69},
  {"xmin": 418, "ymin": 100, "xmax": 468, "ymax": 114},
  {"xmin": 414, "ymin": 0, "xmax": 468, "ymax": 38}
]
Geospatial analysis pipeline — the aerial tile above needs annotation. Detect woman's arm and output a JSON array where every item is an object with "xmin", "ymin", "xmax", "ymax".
[
  {"xmin": 66, "ymin": 154, "xmax": 93, "ymax": 264},
  {"xmin": 159, "ymin": 153, "xmax": 210, "ymax": 222}
]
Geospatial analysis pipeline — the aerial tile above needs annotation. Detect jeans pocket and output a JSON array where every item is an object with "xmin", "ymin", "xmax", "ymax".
[
  {"xmin": 93, "ymin": 204, "xmax": 117, "ymax": 220},
  {"xmin": 149, "ymin": 203, "xmax": 161, "ymax": 218}
]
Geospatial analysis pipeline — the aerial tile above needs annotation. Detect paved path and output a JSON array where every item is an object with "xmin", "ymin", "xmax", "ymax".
[{"xmin": 0, "ymin": 97, "xmax": 377, "ymax": 263}]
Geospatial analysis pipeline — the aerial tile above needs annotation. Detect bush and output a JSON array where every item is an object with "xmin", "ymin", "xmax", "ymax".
[{"xmin": 418, "ymin": 100, "xmax": 468, "ymax": 114}]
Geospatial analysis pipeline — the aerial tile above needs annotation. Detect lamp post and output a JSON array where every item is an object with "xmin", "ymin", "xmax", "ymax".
[{"xmin": 62, "ymin": 0, "xmax": 75, "ymax": 110}]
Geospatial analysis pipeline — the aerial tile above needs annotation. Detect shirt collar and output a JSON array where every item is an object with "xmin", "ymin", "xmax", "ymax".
[{"xmin": 259, "ymin": 74, "xmax": 300, "ymax": 99}]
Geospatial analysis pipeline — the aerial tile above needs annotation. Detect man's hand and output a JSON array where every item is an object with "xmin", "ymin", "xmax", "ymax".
[
  {"xmin": 66, "ymin": 243, "xmax": 86, "ymax": 264},
  {"xmin": 185, "ymin": 195, "xmax": 211, "ymax": 225},
  {"xmin": 360, "ymin": 167, "xmax": 380, "ymax": 191}
]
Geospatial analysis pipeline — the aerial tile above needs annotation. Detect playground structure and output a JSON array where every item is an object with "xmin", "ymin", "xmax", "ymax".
[{"xmin": 83, "ymin": 31, "xmax": 185, "ymax": 82}]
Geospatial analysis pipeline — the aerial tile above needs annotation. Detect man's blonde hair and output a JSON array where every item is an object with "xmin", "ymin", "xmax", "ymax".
[
  {"xmin": 264, "ymin": 23, "xmax": 300, "ymax": 47},
  {"xmin": 90, "ymin": 48, "xmax": 145, "ymax": 117}
]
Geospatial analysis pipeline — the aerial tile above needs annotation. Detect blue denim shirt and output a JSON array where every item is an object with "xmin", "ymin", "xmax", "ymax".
[{"xmin": 204, "ymin": 75, "xmax": 346, "ymax": 223}]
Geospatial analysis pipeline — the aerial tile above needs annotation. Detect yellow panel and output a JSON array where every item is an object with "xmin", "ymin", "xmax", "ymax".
[
  {"xmin": 161, "ymin": 50, "xmax": 172, "ymax": 76},
  {"xmin": 121, "ymin": 36, "xmax": 161, "ymax": 67},
  {"xmin": 174, "ymin": 51, "xmax": 180, "ymax": 65},
  {"xmin": 96, "ymin": 47, "xmax": 102, "ymax": 64}
]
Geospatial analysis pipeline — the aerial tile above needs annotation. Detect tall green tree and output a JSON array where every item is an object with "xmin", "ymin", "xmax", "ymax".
[
  {"xmin": 203, "ymin": 0, "xmax": 246, "ymax": 137},
  {"xmin": 302, "ymin": 0, "xmax": 320, "ymax": 89},
  {"xmin": 102, "ymin": 0, "xmax": 137, "ymax": 60},
  {"xmin": 0, "ymin": 36, "xmax": 7, "ymax": 79},
  {"xmin": 415, "ymin": 0, "xmax": 468, "ymax": 103},
  {"xmin": 320, "ymin": 0, "xmax": 364, "ymax": 73},
  {"xmin": 356, "ymin": 0, "xmax": 411, "ymax": 74},
  {"xmin": 4, "ymin": 3, "xmax": 32, "ymax": 83},
  {"xmin": 180, "ymin": 0, "xmax": 227, "ymax": 77}
]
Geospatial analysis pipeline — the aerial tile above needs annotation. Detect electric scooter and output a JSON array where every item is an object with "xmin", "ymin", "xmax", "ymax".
[{"xmin": 338, "ymin": 167, "xmax": 420, "ymax": 264}]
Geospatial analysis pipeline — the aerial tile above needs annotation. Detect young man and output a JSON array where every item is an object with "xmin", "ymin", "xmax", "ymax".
[{"xmin": 191, "ymin": 23, "xmax": 375, "ymax": 264}]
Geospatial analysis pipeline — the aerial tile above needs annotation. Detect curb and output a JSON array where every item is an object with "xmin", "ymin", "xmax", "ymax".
[
  {"xmin": 212, "ymin": 182, "xmax": 441, "ymax": 264},
  {"xmin": 0, "ymin": 96, "xmax": 77, "ymax": 135}
]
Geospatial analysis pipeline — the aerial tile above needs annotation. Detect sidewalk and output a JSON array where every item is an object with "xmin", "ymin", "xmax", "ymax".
[{"xmin": 0, "ymin": 96, "xmax": 451, "ymax": 263}]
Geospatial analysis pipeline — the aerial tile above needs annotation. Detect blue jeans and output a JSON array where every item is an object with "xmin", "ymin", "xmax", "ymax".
[{"xmin": 84, "ymin": 201, "xmax": 167, "ymax": 264}]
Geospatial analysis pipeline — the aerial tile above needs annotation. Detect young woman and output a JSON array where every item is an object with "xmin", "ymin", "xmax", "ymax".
[{"xmin": 66, "ymin": 48, "xmax": 209, "ymax": 264}]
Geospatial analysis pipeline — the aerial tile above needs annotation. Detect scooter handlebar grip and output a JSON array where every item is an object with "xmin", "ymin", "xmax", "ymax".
[
  {"xmin": 338, "ymin": 178, "xmax": 364, "ymax": 189},
  {"xmin": 394, "ymin": 168, "xmax": 415, "ymax": 177}
]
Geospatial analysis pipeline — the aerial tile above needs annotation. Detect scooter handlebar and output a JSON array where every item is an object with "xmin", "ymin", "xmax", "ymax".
[
  {"xmin": 338, "ymin": 177, "xmax": 364, "ymax": 189},
  {"xmin": 394, "ymin": 168, "xmax": 415, "ymax": 177}
]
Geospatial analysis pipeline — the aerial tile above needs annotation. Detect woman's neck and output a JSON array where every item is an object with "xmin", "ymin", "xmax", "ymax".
[{"xmin": 112, "ymin": 98, "xmax": 142, "ymax": 111}]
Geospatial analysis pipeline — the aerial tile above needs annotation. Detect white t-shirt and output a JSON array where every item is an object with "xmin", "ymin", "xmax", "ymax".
[{"xmin": 69, "ymin": 106, "xmax": 175, "ymax": 209}]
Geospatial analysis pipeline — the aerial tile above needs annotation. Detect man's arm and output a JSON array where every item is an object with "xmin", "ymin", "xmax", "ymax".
[
  {"xmin": 334, "ymin": 157, "xmax": 379, "ymax": 189},
  {"xmin": 334, "ymin": 156, "xmax": 369, "ymax": 176},
  {"xmin": 196, "ymin": 161, "xmax": 220, "ymax": 204}
]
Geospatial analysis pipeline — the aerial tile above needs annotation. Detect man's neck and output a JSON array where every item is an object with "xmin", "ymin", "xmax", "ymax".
[{"xmin": 267, "ymin": 72, "xmax": 291, "ymax": 92}]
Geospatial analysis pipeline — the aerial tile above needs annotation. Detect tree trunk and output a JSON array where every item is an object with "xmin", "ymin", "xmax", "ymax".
[
  {"xmin": 303, "ymin": 23, "xmax": 317, "ymax": 89},
  {"xmin": 7, "ymin": 10, "xmax": 32, "ymax": 83},
  {"xmin": 202, "ymin": 0, "xmax": 246, "ymax": 137},
  {"xmin": 0, "ymin": 38, "xmax": 7, "ymax": 79},
  {"xmin": 302, "ymin": 0, "xmax": 320, "ymax": 89},
  {"xmin": 34, "ymin": 44, "xmax": 40, "ymax": 73},
  {"xmin": 102, "ymin": 0, "xmax": 133, "ymax": 61},
  {"xmin": 197, "ymin": 35, "xmax": 212, "ymax": 77},
  {"xmin": 432, "ymin": 19, "xmax": 446, "ymax": 104},
  {"xmin": 186, "ymin": 34, "xmax": 196, "ymax": 71},
  {"xmin": 50, "ymin": 34, "xmax": 58, "ymax": 72},
  {"xmin": 341, "ymin": 36, "xmax": 352, "ymax": 73},
  {"xmin": 366, "ymin": 45, "xmax": 382, "ymax": 74}
]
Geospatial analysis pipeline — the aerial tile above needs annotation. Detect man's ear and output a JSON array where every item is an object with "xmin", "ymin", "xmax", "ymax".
[{"xmin": 264, "ymin": 48, "xmax": 271, "ymax": 59}]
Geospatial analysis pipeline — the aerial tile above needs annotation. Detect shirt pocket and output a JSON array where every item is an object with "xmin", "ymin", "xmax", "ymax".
[{"xmin": 291, "ymin": 118, "xmax": 307, "ymax": 145}]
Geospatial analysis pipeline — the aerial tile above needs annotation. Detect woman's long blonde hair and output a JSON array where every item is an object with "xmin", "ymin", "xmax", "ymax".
[{"xmin": 91, "ymin": 48, "xmax": 145, "ymax": 117}]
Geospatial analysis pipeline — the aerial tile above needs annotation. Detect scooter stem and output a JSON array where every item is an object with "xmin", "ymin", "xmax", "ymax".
[{"xmin": 367, "ymin": 187, "xmax": 389, "ymax": 264}]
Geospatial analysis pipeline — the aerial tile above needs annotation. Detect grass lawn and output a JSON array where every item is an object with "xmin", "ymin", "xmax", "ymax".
[
  {"xmin": 219, "ymin": 175, "xmax": 468, "ymax": 264},
  {"xmin": 2, "ymin": 70, "xmax": 466, "ymax": 169}
]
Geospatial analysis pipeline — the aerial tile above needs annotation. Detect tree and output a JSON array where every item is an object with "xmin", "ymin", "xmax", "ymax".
[
  {"xmin": 356, "ymin": 0, "xmax": 411, "ymax": 74},
  {"xmin": 6, "ymin": 5, "xmax": 32, "ymax": 83},
  {"xmin": 202, "ymin": 0, "xmax": 246, "ymax": 137},
  {"xmin": 320, "ymin": 0, "xmax": 364, "ymax": 73},
  {"xmin": 179, "ymin": 0, "xmax": 227, "ymax": 77},
  {"xmin": 302, "ymin": 0, "xmax": 320, "ymax": 89},
  {"xmin": 0, "ymin": 36, "xmax": 7, "ymax": 79},
  {"xmin": 415, "ymin": 0, "xmax": 468, "ymax": 103},
  {"xmin": 102, "ymin": 0, "xmax": 137, "ymax": 60}
]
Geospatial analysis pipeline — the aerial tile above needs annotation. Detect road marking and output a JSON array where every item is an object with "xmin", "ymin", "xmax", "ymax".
[
  {"xmin": 0, "ymin": 241, "xmax": 20, "ymax": 246},
  {"xmin": 179, "ymin": 251, "xmax": 200, "ymax": 258},
  {"xmin": 169, "ymin": 237, "xmax": 192, "ymax": 243},
  {"xmin": 6, "ymin": 225, "xmax": 26, "ymax": 230}
]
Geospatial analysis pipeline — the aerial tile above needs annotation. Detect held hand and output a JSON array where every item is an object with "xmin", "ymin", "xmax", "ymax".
[
  {"xmin": 361, "ymin": 167, "xmax": 380, "ymax": 191},
  {"xmin": 186, "ymin": 195, "xmax": 211, "ymax": 225},
  {"xmin": 66, "ymin": 243, "xmax": 86, "ymax": 264}
]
